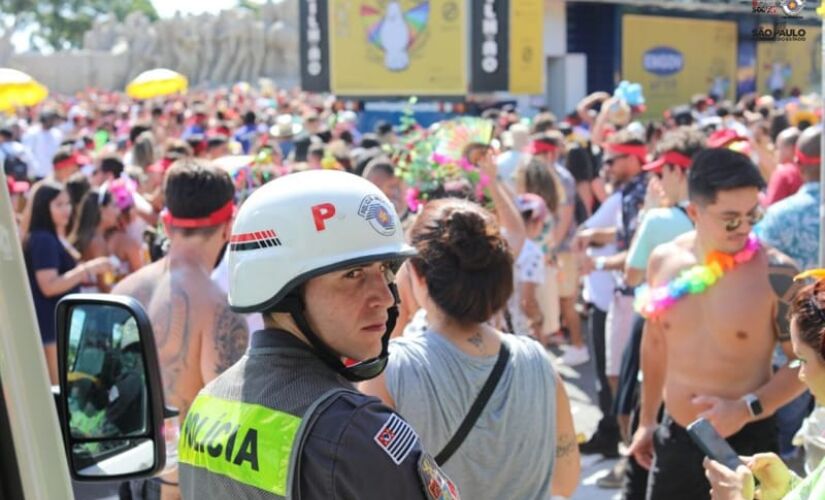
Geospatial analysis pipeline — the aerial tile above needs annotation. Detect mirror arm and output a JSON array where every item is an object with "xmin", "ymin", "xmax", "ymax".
[{"xmin": 163, "ymin": 405, "xmax": 179, "ymax": 419}]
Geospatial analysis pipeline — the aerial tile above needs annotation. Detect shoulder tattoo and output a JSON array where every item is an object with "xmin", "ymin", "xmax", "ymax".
[
  {"xmin": 768, "ymin": 250, "xmax": 802, "ymax": 342},
  {"xmin": 213, "ymin": 304, "xmax": 250, "ymax": 374}
]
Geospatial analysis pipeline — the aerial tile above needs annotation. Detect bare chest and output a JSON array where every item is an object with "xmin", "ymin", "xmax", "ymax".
[{"xmin": 657, "ymin": 257, "xmax": 775, "ymax": 355}]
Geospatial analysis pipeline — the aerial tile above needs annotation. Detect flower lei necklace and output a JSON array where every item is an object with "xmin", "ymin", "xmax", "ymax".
[{"xmin": 634, "ymin": 234, "xmax": 761, "ymax": 319}]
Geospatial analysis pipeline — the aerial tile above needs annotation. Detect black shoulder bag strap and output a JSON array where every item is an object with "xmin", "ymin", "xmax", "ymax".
[
  {"xmin": 434, "ymin": 341, "xmax": 510, "ymax": 466},
  {"xmin": 675, "ymin": 204, "xmax": 694, "ymax": 227}
]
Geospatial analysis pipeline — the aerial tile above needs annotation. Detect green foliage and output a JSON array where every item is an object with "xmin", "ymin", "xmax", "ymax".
[
  {"xmin": 235, "ymin": 0, "xmax": 261, "ymax": 14},
  {"xmin": 0, "ymin": 0, "xmax": 159, "ymax": 51}
]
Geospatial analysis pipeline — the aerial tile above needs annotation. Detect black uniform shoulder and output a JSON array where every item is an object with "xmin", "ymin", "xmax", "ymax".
[{"xmin": 299, "ymin": 391, "xmax": 457, "ymax": 500}]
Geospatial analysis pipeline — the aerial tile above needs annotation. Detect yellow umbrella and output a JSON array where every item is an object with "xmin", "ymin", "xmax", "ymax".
[
  {"xmin": 0, "ymin": 68, "xmax": 48, "ymax": 112},
  {"xmin": 126, "ymin": 68, "xmax": 188, "ymax": 100}
]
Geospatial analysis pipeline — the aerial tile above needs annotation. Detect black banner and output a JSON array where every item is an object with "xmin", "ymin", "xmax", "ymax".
[
  {"xmin": 299, "ymin": 0, "xmax": 330, "ymax": 92},
  {"xmin": 470, "ymin": 0, "xmax": 509, "ymax": 92}
]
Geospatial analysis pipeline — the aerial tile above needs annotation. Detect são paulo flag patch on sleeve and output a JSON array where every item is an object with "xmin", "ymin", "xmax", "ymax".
[{"xmin": 373, "ymin": 413, "xmax": 418, "ymax": 465}]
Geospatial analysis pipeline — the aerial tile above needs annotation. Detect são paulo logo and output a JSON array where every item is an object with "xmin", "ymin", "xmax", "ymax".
[{"xmin": 358, "ymin": 195, "xmax": 397, "ymax": 236}]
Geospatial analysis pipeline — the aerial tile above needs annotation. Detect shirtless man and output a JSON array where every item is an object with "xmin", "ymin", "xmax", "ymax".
[
  {"xmin": 113, "ymin": 159, "xmax": 248, "ymax": 499},
  {"xmin": 627, "ymin": 148, "xmax": 805, "ymax": 500}
]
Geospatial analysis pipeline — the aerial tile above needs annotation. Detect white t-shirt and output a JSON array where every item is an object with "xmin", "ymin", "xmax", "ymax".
[
  {"xmin": 22, "ymin": 126, "xmax": 63, "ymax": 179},
  {"xmin": 582, "ymin": 192, "xmax": 621, "ymax": 312},
  {"xmin": 507, "ymin": 239, "xmax": 545, "ymax": 335}
]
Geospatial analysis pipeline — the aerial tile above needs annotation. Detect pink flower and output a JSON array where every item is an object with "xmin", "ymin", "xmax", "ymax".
[
  {"xmin": 406, "ymin": 187, "xmax": 421, "ymax": 213},
  {"xmin": 108, "ymin": 178, "xmax": 136, "ymax": 211},
  {"xmin": 431, "ymin": 152, "xmax": 450, "ymax": 166},
  {"xmin": 479, "ymin": 173, "xmax": 491, "ymax": 188},
  {"xmin": 458, "ymin": 157, "xmax": 474, "ymax": 171}
]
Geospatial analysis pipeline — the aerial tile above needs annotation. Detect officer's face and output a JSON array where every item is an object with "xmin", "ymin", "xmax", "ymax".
[{"xmin": 303, "ymin": 261, "xmax": 396, "ymax": 361}]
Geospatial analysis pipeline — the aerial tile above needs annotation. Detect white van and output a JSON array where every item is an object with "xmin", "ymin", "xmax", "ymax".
[{"xmin": 0, "ymin": 172, "xmax": 167, "ymax": 498}]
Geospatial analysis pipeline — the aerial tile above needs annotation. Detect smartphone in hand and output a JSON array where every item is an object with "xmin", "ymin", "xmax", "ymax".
[{"xmin": 687, "ymin": 418, "xmax": 744, "ymax": 471}]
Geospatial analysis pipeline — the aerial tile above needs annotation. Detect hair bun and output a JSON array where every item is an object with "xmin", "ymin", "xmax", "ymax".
[{"xmin": 443, "ymin": 209, "xmax": 505, "ymax": 271}]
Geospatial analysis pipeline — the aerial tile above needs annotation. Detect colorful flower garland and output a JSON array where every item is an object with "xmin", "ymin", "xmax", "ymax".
[
  {"xmin": 392, "ymin": 117, "xmax": 492, "ymax": 212},
  {"xmin": 634, "ymin": 234, "xmax": 761, "ymax": 319}
]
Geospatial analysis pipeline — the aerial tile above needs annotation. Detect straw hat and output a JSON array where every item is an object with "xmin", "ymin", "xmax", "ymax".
[{"xmin": 269, "ymin": 114, "xmax": 303, "ymax": 140}]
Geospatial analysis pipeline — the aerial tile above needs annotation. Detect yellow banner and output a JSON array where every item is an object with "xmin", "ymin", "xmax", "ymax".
[
  {"xmin": 509, "ymin": 0, "xmax": 544, "ymax": 94},
  {"xmin": 622, "ymin": 15, "xmax": 737, "ymax": 117},
  {"xmin": 756, "ymin": 26, "xmax": 822, "ymax": 96},
  {"xmin": 329, "ymin": 0, "xmax": 467, "ymax": 95}
]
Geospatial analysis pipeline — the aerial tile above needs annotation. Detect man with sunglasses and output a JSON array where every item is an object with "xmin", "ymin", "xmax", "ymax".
[
  {"xmin": 605, "ymin": 126, "xmax": 706, "ymax": 497},
  {"xmin": 575, "ymin": 129, "xmax": 648, "ymax": 459},
  {"xmin": 629, "ymin": 148, "xmax": 806, "ymax": 500}
]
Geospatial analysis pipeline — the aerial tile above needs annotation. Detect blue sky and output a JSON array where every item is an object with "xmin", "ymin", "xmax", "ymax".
[{"xmin": 151, "ymin": 0, "xmax": 243, "ymax": 18}]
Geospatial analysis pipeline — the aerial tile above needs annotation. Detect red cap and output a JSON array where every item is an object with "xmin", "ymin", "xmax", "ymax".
[
  {"xmin": 642, "ymin": 151, "xmax": 693, "ymax": 172},
  {"xmin": 526, "ymin": 140, "xmax": 558, "ymax": 155},
  {"xmin": 54, "ymin": 152, "xmax": 91, "ymax": 170},
  {"xmin": 708, "ymin": 129, "xmax": 748, "ymax": 149},
  {"xmin": 604, "ymin": 143, "xmax": 648, "ymax": 162},
  {"xmin": 796, "ymin": 148, "xmax": 821, "ymax": 166},
  {"xmin": 146, "ymin": 157, "xmax": 175, "ymax": 174}
]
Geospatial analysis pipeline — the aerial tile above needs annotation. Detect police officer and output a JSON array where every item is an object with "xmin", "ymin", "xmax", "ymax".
[{"xmin": 179, "ymin": 170, "xmax": 459, "ymax": 499}]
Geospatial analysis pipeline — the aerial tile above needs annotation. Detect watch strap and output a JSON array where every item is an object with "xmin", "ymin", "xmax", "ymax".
[{"xmin": 743, "ymin": 393, "xmax": 763, "ymax": 418}]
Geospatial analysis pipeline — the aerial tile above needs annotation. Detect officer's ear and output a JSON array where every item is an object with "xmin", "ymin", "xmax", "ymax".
[{"xmin": 221, "ymin": 219, "xmax": 233, "ymax": 241}]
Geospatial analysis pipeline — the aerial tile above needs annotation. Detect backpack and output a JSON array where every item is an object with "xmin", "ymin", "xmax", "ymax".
[{"xmin": 2, "ymin": 146, "xmax": 28, "ymax": 182}]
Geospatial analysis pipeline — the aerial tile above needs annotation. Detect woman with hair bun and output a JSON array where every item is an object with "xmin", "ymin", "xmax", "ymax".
[
  {"xmin": 361, "ymin": 198, "xmax": 580, "ymax": 499},
  {"xmin": 705, "ymin": 273, "xmax": 825, "ymax": 499}
]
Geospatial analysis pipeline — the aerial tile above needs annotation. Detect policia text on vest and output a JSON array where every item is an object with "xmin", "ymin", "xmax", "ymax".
[{"xmin": 179, "ymin": 394, "xmax": 301, "ymax": 496}]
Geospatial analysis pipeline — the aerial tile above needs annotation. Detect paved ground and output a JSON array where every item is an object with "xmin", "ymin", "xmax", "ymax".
[{"xmin": 548, "ymin": 345, "xmax": 622, "ymax": 500}]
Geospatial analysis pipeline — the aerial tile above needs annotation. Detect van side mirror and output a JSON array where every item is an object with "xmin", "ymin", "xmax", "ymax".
[{"xmin": 56, "ymin": 294, "xmax": 166, "ymax": 481}]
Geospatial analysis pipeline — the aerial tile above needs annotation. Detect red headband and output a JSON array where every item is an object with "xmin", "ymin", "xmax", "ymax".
[
  {"xmin": 642, "ymin": 151, "xmax": 693, "ymax": 172},
  {"xmin": 161, "ymin": 199, "xmax": 236, "ymax": 228},
  {"xmin": 796, "ymin": 148, "xmax": 821, "ymax": 166},
  {"xmin": 526, "ymin": 140, "xmax": 558, "ymax": 155},
  {"xmin": 605, "ymin": 143, "xmax": 648, "ymax": 161}
]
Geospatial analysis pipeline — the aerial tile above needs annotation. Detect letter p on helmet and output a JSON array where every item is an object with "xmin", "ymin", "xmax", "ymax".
[{"xmin": 312, "ymin": 203, "xmax": 336, "ymax": 231}]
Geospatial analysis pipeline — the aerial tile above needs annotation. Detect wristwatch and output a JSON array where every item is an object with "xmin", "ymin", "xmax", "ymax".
[
  {"xmin": 595, "ymin": 256, "xmax": 607, "ymax": 271},
  {"xmin": 742, "ymin": 393, "xmax": 763, "ymax": 418}
]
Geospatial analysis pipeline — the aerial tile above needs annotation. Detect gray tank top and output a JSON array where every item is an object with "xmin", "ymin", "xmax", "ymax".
[{"xmin": 385, "ymin": 331, "xmax": 557, "ymax": 500}]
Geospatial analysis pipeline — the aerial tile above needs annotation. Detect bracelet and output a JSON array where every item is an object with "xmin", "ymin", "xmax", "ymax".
[{"xmin": 81, "ymin": 265, "xmax": 91, "ymax": 283}]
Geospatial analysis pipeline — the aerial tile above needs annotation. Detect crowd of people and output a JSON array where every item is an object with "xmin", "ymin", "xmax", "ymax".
[{"xmin": 3, "ymin": 80, "xmax": 825, "ymax": 499}]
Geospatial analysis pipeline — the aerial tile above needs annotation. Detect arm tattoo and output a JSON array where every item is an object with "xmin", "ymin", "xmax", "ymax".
[
  {"xmin": 768, "ymin": 250, "xmax": 802, "ymax": 342},
  {"xmin": 556, "ymin": 433, "xmax": 576, "ymax": 458},
  {"xmin": 467, "ymin": 331, "xmax": 483, "ymax": 350},
  {"xmin": 214, "ymin": 304, "xmax": 249, "ymax": 373}
]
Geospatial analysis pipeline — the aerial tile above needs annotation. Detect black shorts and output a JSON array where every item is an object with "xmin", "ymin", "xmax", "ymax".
[{"xmin": 646, "ymin": 413, "xmax": 778, "ymax": 500}]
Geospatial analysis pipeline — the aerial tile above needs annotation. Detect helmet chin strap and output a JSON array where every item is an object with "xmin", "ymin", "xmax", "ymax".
[{"xmin": 273, "ymin": 284, "xmax": 400, "ymax": 382}]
